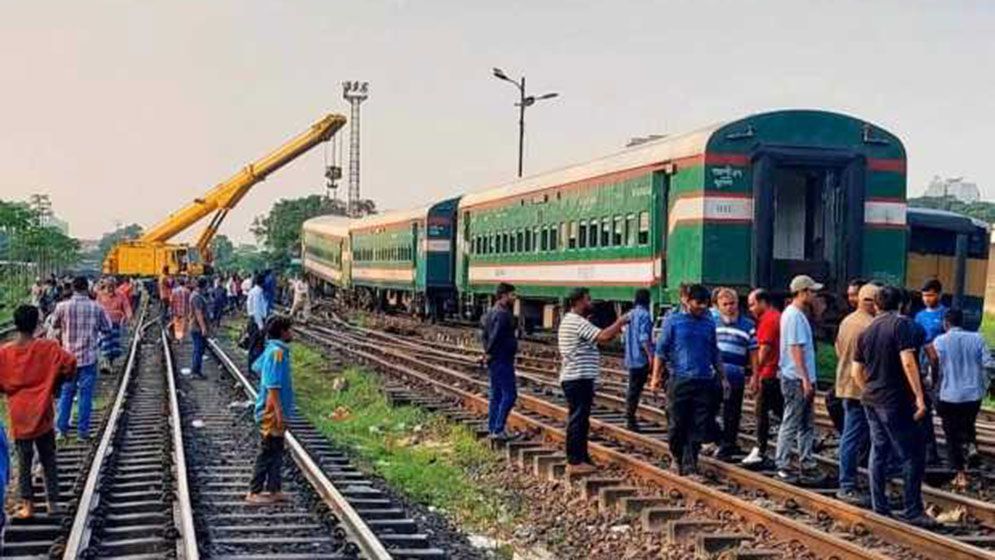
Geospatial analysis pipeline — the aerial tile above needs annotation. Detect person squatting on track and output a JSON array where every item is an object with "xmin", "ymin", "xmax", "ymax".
[
  {"xmin": 926, "ymin": 308, "xmax": 993, "ymax": 489},
  {"xmin": 651, "ymin": 284, "xmax": 727, "ymax": 476},
  {"xmin": 0, "ymin": 305, "xmax": 77, "ymax": 518},
  {"xmin": 480, "ymin": 282, "xmax": 519, "ymax": 441},
  {"xmin": 774, "ymin": 275, "xmax": 821, "ymax": 482},
  {"xmin": 188, "ymin": 277, "xmax": 211, "ymax": 379},
  {"xmin": 622, "ymin": 288, "xmax": 654, "ymax": 433},
  {"xmin": 851, "ymin": 285, "xmax": 935, "ymax": 527},
  {"xmin": 53, "ymin": 276, "xmax": 112, "ymax": 441},
  {"xmin": 246, "ymin": 316, "xmax": 296, "ymax": 504},
  {"xmin": 742, "ymin": 289, "xmax": 783, "ymax": 467},
  {"xmin": 834, "ymin": 283, "xmax": 878, "ymax": 504},
  {"xmin": 714, "ymin": 287, "xmax": 757, "ymax": 461},
  {"xmin": 557, "ymin": 287, "xmax": 629, "ymax": 475}
]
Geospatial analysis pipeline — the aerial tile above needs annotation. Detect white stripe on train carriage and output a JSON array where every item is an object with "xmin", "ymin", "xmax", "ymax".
[
  {"xmin": 352, "ymin": 267, "xmax": 415, "ymax": 282},
  {"xmin": 303, "ymin": 257, "xmax": 342, "ymax": 282},
  {"xmin": 427, "ymin": 239, "xmax": 451, "ymax": 252},
  {"xmin": 668, "ymin": 195, "xmax": 753, "ymax": 232},
  {"xmin": 468, "ymin": 259, "xmax": 655, "ymax": 284},
  {"xmin": 864, "ymin": 201, "xmax": 906, "ymax": 226}
]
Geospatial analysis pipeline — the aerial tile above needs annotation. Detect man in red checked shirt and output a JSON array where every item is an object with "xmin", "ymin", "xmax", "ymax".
[{"xmin": 741, "ymin": 288, "xmax": 783, "ymax": 467}]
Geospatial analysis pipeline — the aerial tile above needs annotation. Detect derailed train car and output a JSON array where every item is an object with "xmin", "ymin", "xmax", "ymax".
[{"xmin": 302, "ymin": 109, "xmax": 986, "ymax": 328}]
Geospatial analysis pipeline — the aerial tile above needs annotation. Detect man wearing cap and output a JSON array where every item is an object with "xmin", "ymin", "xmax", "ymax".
[
  {"xmin": 834, "ymin": 283, "xmax": 878, "ymax": 503},
  {"xmin": 774, "ymin": 275, "xmax": 822, "ymax": 481}
]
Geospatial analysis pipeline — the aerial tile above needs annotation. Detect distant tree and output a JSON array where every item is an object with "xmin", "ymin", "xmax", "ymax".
[
  {"xmin": 251, "ymin": 195, "xmax": 377, "ymax": 266},
  {"xmin": 210, "ymin": 234, "xmax": 236, "ymax": 269},
  {"xmin": 95, "ymin": 223, "xmax": 144, "ymax": 264}
]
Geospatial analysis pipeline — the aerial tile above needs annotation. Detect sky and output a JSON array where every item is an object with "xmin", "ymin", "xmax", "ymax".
[{"xmin": 1, "ymin": 1, "xmax": 993, "ymax": 242}]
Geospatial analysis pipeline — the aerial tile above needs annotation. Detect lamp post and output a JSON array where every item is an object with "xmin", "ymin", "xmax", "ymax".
[{"xmin": 492, "ymin": 68, "xmax": 558, "ymax": 177}]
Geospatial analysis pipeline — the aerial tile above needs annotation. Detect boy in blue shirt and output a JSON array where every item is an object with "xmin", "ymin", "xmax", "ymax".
[{"xmin": 246, "ymin": 316, "xmax": 295, "ymax": 504}]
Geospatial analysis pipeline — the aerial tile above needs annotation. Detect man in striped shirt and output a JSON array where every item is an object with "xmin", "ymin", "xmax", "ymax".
[
  {"xmin": 714, "ymin": 288, "xmax": 757, "ymax": 461},
  {"xmin": 558, "ymin": 287, "xmax": 629, "ymax": 475},
  {"xmin": 52, "ymin": 276, "xmax": 112, "ymax": 440}
]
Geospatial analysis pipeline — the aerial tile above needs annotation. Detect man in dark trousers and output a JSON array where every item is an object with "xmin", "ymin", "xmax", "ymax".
[
  {"xmin": 481, "ymin": 283, "xmax": 518, "ymax": 441},
  {"xmin": 623, "ymin": 288, "xmax": 654, "ymax": 432},
  {"xmin": 651, "ymin": 284, "xmax": 727, "ymax": 476},
  {"xmin": 852, "ymin": 285, "xmax": 933, "ymax": 527}
]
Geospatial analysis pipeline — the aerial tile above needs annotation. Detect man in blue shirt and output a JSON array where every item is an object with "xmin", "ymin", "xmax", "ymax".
[
  {"xmin": 714, "ymin": 288, "xmax": 757, "ymax": 460},
  {"xmin": 775, "ymin": 275, "xmax": 821, "ymax": 481},
  {"xmin": 927, "ymin": 308, "xmax": 993, "ymax": 488},
  {"xmin": 623, "ymin": 289, "xmax": 654, "ymax": 432},
  {"xmin": 914, "ymin": 279, "xmax": 945, "ymax": 464},
  {"xmin": 481, "ymin": 283, "xmax": 519, "ymax": 440},
  {"xmin": 651, "ymin": 284, "xmax": 727, "ymax": 476},
  {"xmin": 246, "ymin": 316, "xmax": 295, "ymax": 504},
  {"xmin": 245, "ymin": 273, "xmax": 270, "ymax": 370}
]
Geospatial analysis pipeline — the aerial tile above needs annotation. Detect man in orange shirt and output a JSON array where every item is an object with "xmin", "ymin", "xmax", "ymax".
[{"xmin": 0, "ymin": 305, "xmax": 77, "ymax": 518}]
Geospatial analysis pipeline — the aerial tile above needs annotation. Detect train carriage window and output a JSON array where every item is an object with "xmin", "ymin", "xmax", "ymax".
[
  {"xmin": 540, "ymin": 228, "xmax": 549, "ymax": 251},
  {"xmin": 625, "ymin": 214, "xmax": 636, "ymax": 246},
  {"xmin": 613, "ymin": 216, "xmax": 623, "ymax": 246},
  {"xmin": 525, "ymin": 229, "xmax": 532, "ymax": 252},
  {"xmin": 638, "ymin": 212, "xmax": 649, "ymax": 245},
  {"xmin": 502, "ymin": 232, "xmax": 510, "ymax": 254},
  {"xmin": 588, "ymin": 219, "xmax": 598, "ymax": 247},
  {"xmin": 601, "ymin": 217, "xmax": 611, "ymax": 247},
  {"xmin": 578, "ymin": 220, "xmax": 588, "ymax": 249},
  {"xmin": 549, "ymin": 225, "xmax": 558, "ymax": 251},
  {"xmin": 516, "ymin": 231, "xmax": 523, "ymax": 254},
  {"xmin": 568, "ymin": 221, "xmax": 577, "ymax": 249}
]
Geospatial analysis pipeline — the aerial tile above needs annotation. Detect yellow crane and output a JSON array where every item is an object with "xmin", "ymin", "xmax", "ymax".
[{"xmin": 103, "ymin": 113, "xmax": 347, "ymax": 276}]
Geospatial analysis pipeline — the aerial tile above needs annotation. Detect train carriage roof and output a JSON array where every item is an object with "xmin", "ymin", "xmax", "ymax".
[
  {"xmin": 907, "ymin": 207, "xmax": 989, "ymax": 235},
  {"xmin": 458, "ymin": 122, "xmax": 720, "ymax": 209},
  {"xmin": 349, "ymin": 206, "xmax": 429, "ymax": 232},
  {"xmin": 302, "ymin": 215, "xmax": 352, "ymax": 237}
]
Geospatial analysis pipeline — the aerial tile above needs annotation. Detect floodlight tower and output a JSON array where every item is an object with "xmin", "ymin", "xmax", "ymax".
[{"xmin": 342, "ymin": 81, "xmax": 370, "ymax": 218}]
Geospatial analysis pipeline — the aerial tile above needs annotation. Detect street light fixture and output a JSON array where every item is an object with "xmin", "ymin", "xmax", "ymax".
[{"xmin": 492, "ymin": 67, "xmax": 558, "ymax": 177}]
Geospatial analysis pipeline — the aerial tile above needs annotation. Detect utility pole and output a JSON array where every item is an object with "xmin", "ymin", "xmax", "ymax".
[
  {"xmin": 492, "ymin": 68, "xmax": 558, "ymax": 177},
  {"xmin": 342, "ymin": 81, "xmax": 370, "ymax": 217}
]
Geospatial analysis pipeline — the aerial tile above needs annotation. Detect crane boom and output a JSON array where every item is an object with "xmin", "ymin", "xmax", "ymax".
[
  {"xmin": 103, "ymin": 112, "xmax": 346, "ymax": 276},
  {"xmin": 140, "ymin": 113, "xmax": 346, "ymax": 244}
]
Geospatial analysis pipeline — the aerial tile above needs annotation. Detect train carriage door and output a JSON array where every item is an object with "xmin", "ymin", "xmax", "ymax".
[{"xmin": 654, "ymin": 170, "xmax": 670, "ymax": 295}]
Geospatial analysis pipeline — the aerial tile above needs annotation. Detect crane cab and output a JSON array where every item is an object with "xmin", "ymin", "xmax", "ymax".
[{"xmin": 102, "ymin": 241, "xmax": 205, "ymax": 277}]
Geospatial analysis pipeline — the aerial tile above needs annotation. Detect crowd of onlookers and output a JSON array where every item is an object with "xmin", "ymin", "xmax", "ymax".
[{"xmin": 480, "ymin": 275, "xmax": 991, "ymax": 527}]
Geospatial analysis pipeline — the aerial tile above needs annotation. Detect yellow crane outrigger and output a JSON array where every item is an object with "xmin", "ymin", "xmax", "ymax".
[{"xmin": 103, "ymin": 113, "xmax": 347, "ymax": 276}]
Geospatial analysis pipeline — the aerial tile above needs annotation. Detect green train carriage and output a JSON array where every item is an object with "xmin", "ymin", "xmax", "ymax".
[
  {"xmin": 456, "ymin": 109, "xmax": 907, "ymax": 328},
  {"xmin": 349, "ymin": 197, "xmax": 460, "ymax": 317},
  {"xmin": 301, "ymin": 215, "xmax": 351, "ymax": 293}
]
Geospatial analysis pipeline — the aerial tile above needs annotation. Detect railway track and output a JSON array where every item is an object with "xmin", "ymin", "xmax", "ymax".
[
  {"xmin": 203, "ymin": 338, "xmax": 447, "ymax": 559},
  {"xmin": 299, "ymin": 317, "xmax": 995, "ymax": 560},
  {"xmin": 0, "ymin": 312, "xmax": 145, "ymax": 558}
]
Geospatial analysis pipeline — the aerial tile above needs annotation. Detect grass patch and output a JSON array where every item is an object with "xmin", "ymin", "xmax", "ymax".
[{"xmin": 290, "ymin": 342, "xmax": 517, "ymax": 529}]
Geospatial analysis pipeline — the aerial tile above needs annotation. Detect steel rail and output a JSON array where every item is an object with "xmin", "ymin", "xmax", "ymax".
[
  {"xmin": 206, "ymin": 338, "xmax": 393, "ymax": 560},
  {"xmin": 161, "ymin": 328, "xmax": 200, "ymax": 560},
  {"xmin": 63, "ymin": 309, "xmax": 149, "ymax": 559},
  {"xmin": 307, "ymin": 323, "xmax": 995, "ymax": 560},
  {"xmin": 331, "ymin": 320, "xmax": 995, "ymax": 528}
]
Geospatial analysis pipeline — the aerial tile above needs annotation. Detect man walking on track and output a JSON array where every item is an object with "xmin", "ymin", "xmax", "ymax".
[
  {"xmin": 246, "ymin": 316, "xmax": 295, "ymax": 504},
  {"xmin": 481, "ymin": 283, "xmax": 519, "ymax": 441},
  {"xmin": 52, "ymin": 276, "xmax": 112, "ymax": 441},
  {"xmin": 714, "ymin": 287, "xmax": 756, "ymax": 461},
  {"xmin": 96, "ymin": 277, "xmax": 132, "ymax": 373},
  {"xmin": 188, "ymin": 277, "xmax": 211, "ymax": 379},
  {"xmin": 623, "ymin": 289, "xmax": 654, "ymax": 433},
  {"xmin": 742, "ymin": 289, "xmax": 782, "ymax": 467},
  {"xmin": 834, "ymin": 283, "xmax": 878, "ymax": 503},
  {"xmin": 290, "ymin": 277, "xmax": 311, "ymax": 321},
  {"xmin": 652, "ymin": 284, "xmax": 726, "ymax": 476},
  {"xmin": 0, "ymin": 305, "xmax": 77, "ymax": 518},
  {"xmin": 927, "ymin": 308, "xmax": 993, "ymax": 489},
  {"xmin": 557, "ymin": 288, "xmax": 629, "ymax": 475},
  {"xmin": 775, "ymin": 275, "xmax": 821, "ymax": 482},
  {"xmin": 852, "ymin": 285, "xmax": 933, "ymax": 526},
  {"xmin": 170, "ymin": 277, "xmax": 191, "ymax": 342},
  {"xmin": 246, "ymin": 273, "xmax": 270, "ymax": 369}
]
